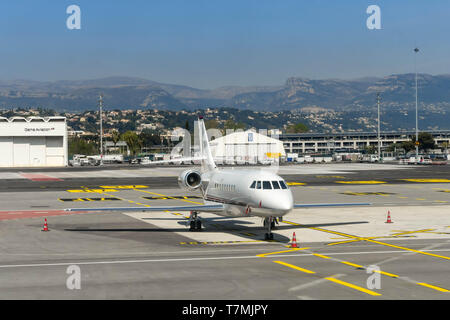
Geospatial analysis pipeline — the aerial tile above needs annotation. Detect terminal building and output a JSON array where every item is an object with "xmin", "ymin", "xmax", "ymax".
[
  {"xmin": 280, "ymin": 130, "xmax": 450, "ymax": 154},
  {"xmin": 0, "ymin": 116, "xmax": 68, "ymax": 167}
]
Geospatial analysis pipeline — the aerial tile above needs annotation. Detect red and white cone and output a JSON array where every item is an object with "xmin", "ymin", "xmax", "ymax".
[
  {"xmin": 385, "ymin": 211, "xmax": 393, "ymax": 224},
  {"xmin": 42, "ymin": 218, "xmax": 50, "ymax": 232},
  {"xmin": 290, "ymin": 232, "xmax": 299, "ymax": 248}
]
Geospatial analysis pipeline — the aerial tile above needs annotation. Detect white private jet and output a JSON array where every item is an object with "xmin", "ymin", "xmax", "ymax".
[{"xmin": 66, "ymin": 117, "xmax": 370, "ymax": 240}]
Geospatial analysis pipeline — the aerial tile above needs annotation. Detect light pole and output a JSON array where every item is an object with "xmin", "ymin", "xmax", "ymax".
[
  {"xmin": 99, "ymin": 94, "xmax": 104, "ymax": 165},
  {"xmin": 414, "ymin": 47, "xmax": 419, "ymax": 158},
  {"xmin": 377, "ymin": 92, "xmax": 381, "ymax": 162}
]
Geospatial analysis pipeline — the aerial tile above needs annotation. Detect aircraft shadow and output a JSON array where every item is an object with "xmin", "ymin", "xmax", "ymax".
[{"xmin": 64, "ymin": 220, "xmax": 369, "ymax": 243}]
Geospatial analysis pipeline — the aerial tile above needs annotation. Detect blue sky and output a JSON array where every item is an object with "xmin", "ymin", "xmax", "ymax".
[{"xmin": 0, "ymin": 0, "xmax": 449, "ymax": 88}]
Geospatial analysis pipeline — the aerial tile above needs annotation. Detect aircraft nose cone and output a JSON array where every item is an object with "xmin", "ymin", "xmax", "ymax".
[{"xmin": 275, "ymin": 193, "xmax": 293, "ymax": 212}]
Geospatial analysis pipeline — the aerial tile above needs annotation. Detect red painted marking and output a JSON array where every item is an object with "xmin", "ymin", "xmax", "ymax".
[
  {"xmin": 0, "ymin": 210, "xmax": 84, "ymax": 221},
  {"xmin": 19, "ymin": 173, "xmax": 63, "ymax": 182}
]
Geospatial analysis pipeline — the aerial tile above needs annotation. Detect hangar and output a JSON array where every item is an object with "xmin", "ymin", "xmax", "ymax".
[
  {"xmin": 209, "ymin": 130, "xmax": 285, "ymax": 164},
  {"xmin": 0, "ymin": 116, "xmax": 68, "ymax": 167}
]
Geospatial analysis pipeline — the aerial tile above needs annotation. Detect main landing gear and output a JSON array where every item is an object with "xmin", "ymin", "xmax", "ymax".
[
  {"xmin": 189, "ymin": 211, "xmax": 202, "ymax": 231},
  {"xmin": 263, "ymin": 217, "xmax": 276, "ymax": 240}
]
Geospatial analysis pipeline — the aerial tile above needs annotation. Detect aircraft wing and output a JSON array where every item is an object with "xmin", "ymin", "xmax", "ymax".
[
  {"xmin": 65, "ymin": 204, "xmax": 224, "ymax": 213},
  {"xmin": 294, "ymin": 202, "xmax": 371, "ymax": 208}
]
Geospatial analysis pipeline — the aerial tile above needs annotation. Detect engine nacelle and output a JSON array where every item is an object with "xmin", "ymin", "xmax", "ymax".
[{"xmin": 178, "ymin": 169, "xmax": 202, "ymax": 190}]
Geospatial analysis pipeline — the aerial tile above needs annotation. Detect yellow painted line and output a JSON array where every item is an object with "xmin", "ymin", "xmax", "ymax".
[
  {"xmin": 257, "ymin": 248, "xmax": 308, "ymax": 258},
  {"xmin": 287, "ymin": 182, "xmax": 306, "ymax": 186},
  {"xmin": 66, "ymin": 189, "xmax": 118, "ymax": 193},
  {"xmin": 415, "ymin": 198, "xmax": 426, "ymax": 201},
  {"xmin": 327, "ymin": 239, "xmax": 360, "ymax": 246},
  {"xmin": 325, "ymin": 277, "xmax": 381, "ymax": 296},
  {"xmin": 335, "ymin": 181, "xmax": 387, "ymax": 184},
  {"xmin": 416, "ymin": 283, "xmax": 450, "ymax": 293},
  {"xmin": 273, "ymin": 261, "xmax": 316, "ymax": 274},
  {"xmin": 401, "ymin": 179, "xmax": 450, "ymax": 183},
  {"xmin": 367, "ymin": 239, "xmax": 450, "ymax": 261},
  {"xmin": 397, "ymin": 196, "xmax": 408, "ymax": 199},
  {"xmin": 284, "ymin": 221, "xmax": 450, "ymax": 261},
  {"xmin": 134, "ymin": 189, "xmax": 203, "ymax": 205},
  {"xmin": 313, "ymin": 253, "xmax": 331, "ymax": 259},
  {"xmin": 373, "ymin": 270, "xmax": 399, "ymax": 278},
  {"xmin": 85, "ymin": 189, "xmax": 152, "ymax": 208},
  {"xmin": 99, "ymin": 185, "xmax": 149, "ymax": 189},
  {"xmin": 341, "ymin": 261, "xmax": 364, "ymax": 268},
  {"xmin": 435, "ymin": 200, "xmax": 448, "ymax": 203}
]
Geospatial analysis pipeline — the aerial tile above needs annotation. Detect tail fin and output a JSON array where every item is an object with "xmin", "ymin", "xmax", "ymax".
[{"xmin": 197, "ymin": 116, "xmax": 217, "ymax": 172}]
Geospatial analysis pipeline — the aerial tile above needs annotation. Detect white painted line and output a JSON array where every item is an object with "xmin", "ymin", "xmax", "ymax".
[{"xmin": 2, "ymin": 247, "xmax": 450, "ymax": 269}]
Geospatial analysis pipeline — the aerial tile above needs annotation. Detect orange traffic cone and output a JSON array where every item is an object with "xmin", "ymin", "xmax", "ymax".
[
  {"xmin": 42, "ymin": 218, "xmax": 50, "ymax": 232},
  {"xmin": 385, "ymin": 211, "xmax": 393, "ymax": 224},
  {"xmin": 290, "ymin": 232, "xmax": 299, "ymax": 248}
]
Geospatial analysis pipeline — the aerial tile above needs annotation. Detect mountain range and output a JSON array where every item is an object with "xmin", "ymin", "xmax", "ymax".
[{"xmin": 0, "ymin": 74, "xmax": 450, "ymax": 112}]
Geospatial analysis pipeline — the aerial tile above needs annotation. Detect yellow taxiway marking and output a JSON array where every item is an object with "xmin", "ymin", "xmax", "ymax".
[
  {"xmin": 335, "ymin": 181, "xmax": 387, "ymax": 184},
  {"xmin": 324, "ymin": 277, "xmax": 381, "ymax": 296},
  {"xmin": 287, "ymin": 182, "xmax": 306, "ymax": 186},
  {"xmin": 82, "ymin": 188, "xmax": 152, "ymax": 208},
  {"xmin": 313, "ymin": 253, "xmax": 331, "ymax": 259},
  {"xmin": 416, "ymin": 283, "xmax": 450, "ymax": 293},
  {"xmin": 374, "ymin": 270, "xmax": 399, "ymax": 278},
  {"xmin": 390, "ymin": 229, "xmax": 435, "ymax": 236},
  {"xmin": 282, "ymin": 220, "xmax": 450, "ymax": 261},
  {"xmin": 134, "ymin": 189, "xmax": 203, "ymax": 205},
  {"xmin": 401, "ymin": 179, "xmax": 450, "ymax": 183},
  {"xmin": 99, "ymin": 185, "xmax": 149, "ymax": 189},
  {"xmin": 340, "ymin": 261, "xmax": 364, "ymax": 268},
  {"xmin": 273, "ymin": 261, "xmax": 316, "ymax": 274},
  {"xmin": 256, "ymin": 248, "xmax": 308, "ymax": 258},
  {"xmin": 66, "ymin": 189, "xmax": 118, "ymax": 193}
]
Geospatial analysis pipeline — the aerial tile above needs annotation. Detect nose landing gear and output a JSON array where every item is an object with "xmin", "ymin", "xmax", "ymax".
[{"xmin": 263, "ymin": 217, "xmax": 275, "ymax": 240}]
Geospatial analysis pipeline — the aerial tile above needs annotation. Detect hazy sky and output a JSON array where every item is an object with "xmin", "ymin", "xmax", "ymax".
[{"xmin": 1, "ymin": 0, "xmax": 449, "ymax": 88}]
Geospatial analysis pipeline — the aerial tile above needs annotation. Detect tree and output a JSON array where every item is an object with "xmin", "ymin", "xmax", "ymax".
[
  {"xmin": 121, "ymin": 131, "xmax": 141, "ymax": 156},
  {"xmin": 412, "ymin": 132, "xmax": 436, "ymax": 152},
  {"xmin": 400, "ymin": 141, "xmax": 415, "ymax": 153},
  {"xmin": 286, "ymin": 123, "xmax": 309, "ymax": 133},
  {"xmin": 205, "ymin": 119, "xmax": 220, "ymax": 130},
  {"xmin": 223, "ymin": 119, "xmax": 245, "ymax": 131},
  {"xmin": 68, "ymin": 137, "xmax": 96, "ymax": 157},
  {"xmin": 111, "ymin": 130, "xmax": 120, "ymax": 148}
]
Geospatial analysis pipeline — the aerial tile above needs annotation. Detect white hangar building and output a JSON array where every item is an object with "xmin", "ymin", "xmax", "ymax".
[
  {"xmin": 0, "ymin": 116, "xmax": 68, "ymax": 167},
  {"xmin": 209, "ymin": 130, "xmax": 285, "ymax": 164}
]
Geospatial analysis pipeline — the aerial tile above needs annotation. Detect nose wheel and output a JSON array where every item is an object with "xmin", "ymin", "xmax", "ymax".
[
  {"xmin": 263, "ymin": 217, "xmax": 275, "ymax": 240},
  {"xmin": 189, "ymin": 211, "xmax": 202, "ymax": 231}
]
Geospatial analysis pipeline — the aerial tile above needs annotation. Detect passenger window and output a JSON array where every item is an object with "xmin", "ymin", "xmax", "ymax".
[
  {"xmin": 279, "ymin": 180, "xmax": 288, "ymax": 189},
  {"xmin": 250, "ymin": 181, "xmax": 256, "ymax": 189},
  {"xmin": 272, "ymin": 181, "xmax": 280, "ymax": 189},
  {"xmin": 263, "ymin": 181, "xmax": 272, "ymax": 189},
  {"xmin": 256, "ymin": 181, "xmax": 261, "ymax": 189}
]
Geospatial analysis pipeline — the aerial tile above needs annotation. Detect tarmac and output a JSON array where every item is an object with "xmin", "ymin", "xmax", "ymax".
[{"xmin": 0, "ymin": 163, "xmax": 449, "ymax": 299}]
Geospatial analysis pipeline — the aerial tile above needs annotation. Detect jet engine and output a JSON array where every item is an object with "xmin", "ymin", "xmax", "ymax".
[{"xmin": 178, "ymin": 170, "xmax": 202, "ymax": 190}]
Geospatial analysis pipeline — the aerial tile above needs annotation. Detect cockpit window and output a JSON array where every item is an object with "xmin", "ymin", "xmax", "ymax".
[
  {"xmin": 256, "ymin": 181, "xmax": 261, "ymax": 189},
  {"xmin": 263, "ymin": 181, "xmax": 272, "ymax": 189},
  {"xmin": 279, "ymin": 180, "xmax": 288, "ymax": 189},
  {"xmin": 272, "ymin": 181, "xmax": 280, "ymax": 189},
  {"xmin": 250, "ymin": 181, "xmax": 256, "ymax": 189}
]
